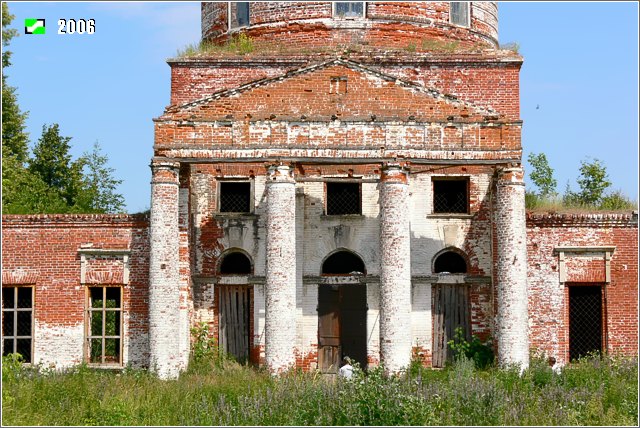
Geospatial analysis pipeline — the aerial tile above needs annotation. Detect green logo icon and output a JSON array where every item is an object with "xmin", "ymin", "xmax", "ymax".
[{"xmin": 25, "ymin": 18, "xmax": 46, "ymax": 35}]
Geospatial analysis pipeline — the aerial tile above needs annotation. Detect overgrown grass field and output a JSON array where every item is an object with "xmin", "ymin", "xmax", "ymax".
[{"xmin": 2, "ymin": 354, "xmax": 637, "ymax": 426}]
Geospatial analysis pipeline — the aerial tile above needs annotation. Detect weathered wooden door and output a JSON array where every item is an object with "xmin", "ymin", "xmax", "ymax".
[
  {"xmin": 432, "ymin": 283, "xmax": 470, "ymax": 368},
  {"xmin": 318, "ymin": 285, "xmax": 341, "ymax": 373},
  {"xmin": 318, "ymin": 283, "xmax": 367, "ymax": 373},
  {"xmin": 219, "ymin": 285, "xmax": 251, "ymax": 363}
]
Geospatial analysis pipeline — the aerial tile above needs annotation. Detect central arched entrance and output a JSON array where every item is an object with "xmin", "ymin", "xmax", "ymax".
[{"xmin": 318, "ymin": 250, "xmax": 367, "ymax": 373}]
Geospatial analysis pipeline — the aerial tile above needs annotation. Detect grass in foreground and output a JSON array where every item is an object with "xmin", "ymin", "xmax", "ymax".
[{"xmin": 2, "ymin": 354, "xmax": 637, "ymax": 426}]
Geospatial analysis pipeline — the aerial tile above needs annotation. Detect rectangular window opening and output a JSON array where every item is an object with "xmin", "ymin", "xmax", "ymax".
[
  {"xmin": 2, "ymin": 286, "xmax": 33, "ymax": 363},
  {"xmin": 87, "ymin": 286, "xmax": 122, "ymax": 365},
  {"xmin": 450, "ymin": 2, "xmax": 470, "ymax": 27},
  {"xmin": 326, "ymin": 182, "xmax": 361, "ymax": 215},
  {"xmin": 219, "ymin": 181, "xmax": 251, "ymax": 213},
  {"xmin": 334, "ymin": 2, "xmax": 365, "ymax": 18},
  {"xmin": 433, "ymin": 178, "xmax": 469, "ymax": 214},
  {"xmin": 230, "ymin": 2, "xmax": 250, "ymax": 29}
]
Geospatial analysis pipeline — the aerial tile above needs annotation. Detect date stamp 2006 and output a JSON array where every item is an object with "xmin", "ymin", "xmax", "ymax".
[{"xmin": 25, "ymin": 18, "xmax": 96, "ymax": 35}]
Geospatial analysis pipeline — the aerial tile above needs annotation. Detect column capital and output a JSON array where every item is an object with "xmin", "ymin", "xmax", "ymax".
[
  {"xmin": 150, "ymin": 158, "xmax": 180, "ymax": 170},
  {"xmin": 266, "ymin": 163, "xmax": 295, "ymax": 183},
  {"xmin": 496, "ymin": 165, "xmax": 525, "ymax": 185},
  {"xmin": 150, "ymin": 159, "xmax": 180, "ymax": 184},
  {"xmin": 381, "ymin": 163, "xmax": 409, "ymax": 184}
]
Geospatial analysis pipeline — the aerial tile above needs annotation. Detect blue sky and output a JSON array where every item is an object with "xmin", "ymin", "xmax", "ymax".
[{"xmin": 3, "ymin": 1, "xmax": 638, "ymax": 213}]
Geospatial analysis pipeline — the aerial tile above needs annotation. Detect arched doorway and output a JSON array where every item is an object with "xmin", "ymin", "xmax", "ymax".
[
  {"xmin": 318, "ymin": 250, "xmax": 367, "ymax": 373},
  {"xmin": 217, "ymin": 250, "xmax": 253, "ymax": 364},
  {"xmin": 432, "ymin": 249, "xmax": 470, "ymax": 368}
]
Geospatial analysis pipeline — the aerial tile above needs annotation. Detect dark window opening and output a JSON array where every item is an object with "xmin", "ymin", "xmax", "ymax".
[
  {"xmin": 322, "ymin": 251, "xmax": 366, "ymax": 275},
  {"xmin": 230, "ymin": 2, "xmax": 250, "ymax": 29},
  {"xmin": 450, "ymin": 2, "xmax": 470, "ymax": 27},
  {"xmin": 219, "ymin": 252, "xmax": 252, "ymax": 275},
  {"xmin": 433, "ymin": 179, "xmax": 469, "ymax": 214},
  {"xmin": 327, "ymin": 182, "xmax": 361, "ymax": 215},
  {"xmin": 335, "ymin": 2, "xmax": 364, "ymax": 18},
  {"xmin": 220, "ymin": 182, "xmax": 251, "ymax": 213},
  {"xmin": 2, "ymin": 286, "xmax": 33, "ymax": 363},
  {"xmin": 434, "ymin": 251, "xmax": 467, "ymax": 274},
  {"xmin": 87, "ymin": 286, "xmax": 122, "ymax": 365},
  {"xmin": 569, "ymin": 285, "xmax": 603, "ymax": 361}
]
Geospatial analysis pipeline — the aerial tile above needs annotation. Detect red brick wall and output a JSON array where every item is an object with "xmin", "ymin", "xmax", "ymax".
[
  {"xmin": 200, "ymin": 2, "xmax": 498, "ymax": 49},
  {"xmin": 2, "ymin": 214, "xmax": 150, "ymax": 367},
  {"xmin": 526, "ymin": 213, "xmax": 638, "ymax": 363},
  {"xmin": 167, "ymin": 57, "xmax": 521, "ymax": 121}
]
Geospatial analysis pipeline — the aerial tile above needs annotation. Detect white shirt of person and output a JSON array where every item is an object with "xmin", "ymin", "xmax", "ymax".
[{"xmin": 339, "ymin": 363, "xmax": 353, "ymax": 379}]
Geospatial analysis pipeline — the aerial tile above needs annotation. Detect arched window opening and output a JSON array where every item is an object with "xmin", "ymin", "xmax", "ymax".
[
  {"xmin": 219, "ymin": 252, "xmax": 252, "ymax": 275},
  {"xmin": 434, "ymin": 251, "xmax": 467, "ymax": 274},
  {"xmin": 322, "ymin": 251, "xmax": 365, "ymax": 275}
]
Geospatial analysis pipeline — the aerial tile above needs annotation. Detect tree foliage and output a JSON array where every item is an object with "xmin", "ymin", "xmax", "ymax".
[
  {"xmin": 2, "ymin": 2, "xmax": 29, "ymax": 163},
  {"xmin": 527, "ymin": 152, "xmax": 557, "ymax": 198},
  {"xmin": 75, "ymin": 142, "xmax": 126, "ymax": 213},
  {"xmin": 574, "ymin": 158, "xmax": 612, "ymax": 206},
  {"xmin": 29, "ymin": 124, "xmax": 85, "ymax": 207}
]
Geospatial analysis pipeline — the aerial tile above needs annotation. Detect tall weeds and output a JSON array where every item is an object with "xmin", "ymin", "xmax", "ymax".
[{"xmin": 2, "ymin": 354, "xmax": 637, "ymax": 426}]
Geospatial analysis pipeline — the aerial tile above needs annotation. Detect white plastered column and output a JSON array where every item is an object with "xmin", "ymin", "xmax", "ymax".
[
  {"xmin": 265, "ymin": 164, "xmax": 297, "ymax": 373},
  {"xmin": 495, "ymin": 166, "xmax": 529, "ymax": 369},
  {"xmin": 379, "ymin": 164, "xmax": 412, "ymax": 374},
  {"xmin": 148, "ymin": 159, "xmax": 183, "ymax": 379}
]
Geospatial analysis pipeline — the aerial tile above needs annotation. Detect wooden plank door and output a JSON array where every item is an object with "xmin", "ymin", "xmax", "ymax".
[
  {"xmin": 318, "ymin": 285, "xmax": 341, "ymax": 373},
  {"xmin": 432, "ymin": 283, "xmax": 470, "ymax": 368},
  {"xmin": 219, "ymin": 285, "xmax": 250, "ymax": 363}
]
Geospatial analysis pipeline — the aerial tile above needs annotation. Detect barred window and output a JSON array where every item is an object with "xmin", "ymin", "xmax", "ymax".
[
  {"xmin": 219, "ymin": 182, "xmax": 251, "ymax": 213},
  {"xmin": 326, "ymin": 182, "xmax": 361, "ymax": 215},
  {"xmin": 433, "ymin": 179, "xmax": 469, "ymax": 214},
  {"xmin": 87, "ymin": 286, "xmax": 122, "ymax": 365},
  {"xmin": 334, "ymin": 2, "xmax": 365, "ymax": 18},
  {"xmin": 230, "ymin": 2, "xmax": 250, "ymax": 29},
  {"xmin": 450, "ymin": 2, "xmax": 470, "ymax": 27},
  {"xmin": 2, "ymin": 286, "xmax": 33, "ymax": 363}
]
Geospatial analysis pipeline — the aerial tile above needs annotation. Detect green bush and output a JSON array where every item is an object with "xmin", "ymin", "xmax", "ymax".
[{"xmin": 448, "ymin": 327, "xmax": 495, "ymax": 369}]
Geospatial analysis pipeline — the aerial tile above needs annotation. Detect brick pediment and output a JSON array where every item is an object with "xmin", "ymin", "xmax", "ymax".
[{"xmin": 160, "ymin": 59, "xmax": 502, "ymax": 123}]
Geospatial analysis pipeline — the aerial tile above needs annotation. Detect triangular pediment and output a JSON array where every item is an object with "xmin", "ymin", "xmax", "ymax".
[{"xmin": 160, "ymin": 59, "xmax": 502, "ymax": 122}]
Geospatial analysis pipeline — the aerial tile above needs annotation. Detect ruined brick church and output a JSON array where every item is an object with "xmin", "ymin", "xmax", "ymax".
[{"xmin": 2, "ymin": 2, "xmax": 637, "ymax": 379}]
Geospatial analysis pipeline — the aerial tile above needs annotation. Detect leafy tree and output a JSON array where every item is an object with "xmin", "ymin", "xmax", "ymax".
[
  {"xmin": 29, "ymin": 124, "xmax": 86, "ymax": 207},
  {"xmin": 575, "ymin": 158, "xmax": 611, "ymax": 206},
  {"xmin": 2, "ymin": 2, "xmax": 29, "ymax": 163},
  {"xmin": 2, "ymin": 146, "xmax": 69, "ymax": 214},
  {"xmin": 75, "ymin": 141, "xmax": 126, "ymax": 213},
  {"xmin": 527, "ymin": 152, "xmax": 557, "ymax": 198}
]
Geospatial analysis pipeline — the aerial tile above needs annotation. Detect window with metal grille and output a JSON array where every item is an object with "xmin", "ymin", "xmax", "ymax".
[
  {"xmin": 230, "ymin": 2, "xmax": 250, "ymax": 29},
  {"xmin": 87, "ymin": 287, "xmax": 122, "ymax": 365},
  {"xmin": 219, "ymin": 252, "xmax": 253, "ymax": 275},
  {"xmin": 434, "ymin": 251, "xmax": 467, "ymax": 274},
  {"xmin": 2, "ymin": 286, "xmax": 33, "ymax": 363},
  {"xmin": 433, "ymin": 179, "xmax": 469, "ymax": 214},
  {"xmin": 219, "ymin": 182, "xmax": 251, "ymax": 213},
  {"xmin": 334, "ymin": 2, "xmax": 365, "ymax": 18},
  {"xmin": 450, "ymin": 2, "xmax": 470, "ymax": 27},
  {"xmin": 326, "ymin": 182, "xmax": 361, "ymax": 215},
  {"xmin": 569, "ymin": 285, "xmax": 603, "ymax": 361}
]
